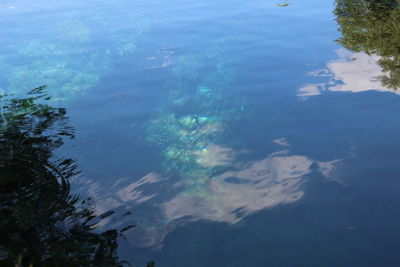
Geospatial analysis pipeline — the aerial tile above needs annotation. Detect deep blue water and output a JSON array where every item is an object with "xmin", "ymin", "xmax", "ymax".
[{"xmin": 2, "ymin": 0, "xmax": 400, "ymax": 266}]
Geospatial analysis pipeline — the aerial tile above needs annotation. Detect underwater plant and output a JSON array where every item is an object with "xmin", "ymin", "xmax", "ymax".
[
  {"xmin": 0, "ymin": 9, "xmax": 150, "ymax": 100},
  {"xmin": 146, "ymin": 47, "xmax": 241, "ymax": 198}
]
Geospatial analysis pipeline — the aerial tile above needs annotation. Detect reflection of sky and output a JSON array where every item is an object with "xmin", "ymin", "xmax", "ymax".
[
  {"xmin": 163, "ymin": 151, "xmax": 312, "ymax": 224},
  {"xmin": 77, "ymin": 140, "xmax": 341, "ymax": 248},
  {"xmin": 298, "ymin": 49, "xmax": 397, "ymax": 98}
]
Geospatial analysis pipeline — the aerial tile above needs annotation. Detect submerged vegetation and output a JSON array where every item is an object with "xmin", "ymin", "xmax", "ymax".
[
  {"xmin": 0, "ymin": 87, "xmax": 153, "ymax": 266},
  {"xmin": 0, "ymin": 10, "xmax": 149, "ymax": 100},
  {"xmin": 335, "ymin": 0, "xmax": 400, "ymax": 90},
  {"xmin": 146, "ymin": 47, "xmax": 241, "ymax": 197}
]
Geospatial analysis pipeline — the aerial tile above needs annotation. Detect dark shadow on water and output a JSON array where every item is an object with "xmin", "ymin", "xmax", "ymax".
[{"xmin": 0, "ymin": 86, "xmax": 155, "ymax": 267}]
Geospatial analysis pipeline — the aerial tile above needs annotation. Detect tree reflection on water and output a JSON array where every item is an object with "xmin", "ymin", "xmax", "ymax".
[
  {"xmin": 0, "ymin": 87, "xmax": 154, "ymax": 266},
  {"xmin": 299, "ymin": 0, "xmax": 400, "ymax": 97},
  {"xmin": 335, "ymin": 0, "xmax": 400, "ymax": 90}
]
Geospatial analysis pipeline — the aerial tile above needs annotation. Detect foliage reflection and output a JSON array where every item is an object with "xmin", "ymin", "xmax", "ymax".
[
  {"xmin": 335, "ymin": 0, "xmax": 400, "ymax": 90},
  {"xmin": 0, "ymin": 87, "xmax": 153, "ymax": 266}
]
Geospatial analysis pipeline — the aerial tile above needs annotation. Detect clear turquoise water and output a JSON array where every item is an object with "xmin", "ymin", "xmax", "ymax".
[{"xmin": 2, "ymin": 0, "xmax": 400, "ymax": 266}]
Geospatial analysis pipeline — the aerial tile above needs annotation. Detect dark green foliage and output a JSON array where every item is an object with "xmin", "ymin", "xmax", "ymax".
[
  {"xmin": 0, "ymin": 87, "xmax": 128, "ymax": 266},
  {"xmin": 335, "ymin": 0, "xmax": 400, "ymax": 89}
]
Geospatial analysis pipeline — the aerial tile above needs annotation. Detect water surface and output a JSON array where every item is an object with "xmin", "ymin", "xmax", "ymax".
[{"xmin": 2, "ymin": 0, "xmax": 400, "ymax": 266}]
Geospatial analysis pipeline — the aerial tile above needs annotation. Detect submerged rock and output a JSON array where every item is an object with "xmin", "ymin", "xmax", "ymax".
[
  {"xmin": 179, "ymin": 115, "xmax": 197, "ymax": 129},
  {"xmin": 197, "ymin": 85, "xmax": 212, "ymax": 95}
]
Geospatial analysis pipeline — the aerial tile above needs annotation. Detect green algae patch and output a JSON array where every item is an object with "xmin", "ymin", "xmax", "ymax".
[
  {"xmin": 0, "ymin": 12, "xmax": 150, "ymax": 101},
  {"xmin": 146, "ymin": 46, "xmax": 243, "ymax": 197}
]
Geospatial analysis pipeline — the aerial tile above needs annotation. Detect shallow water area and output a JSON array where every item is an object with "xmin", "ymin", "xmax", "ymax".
[{"xmin": 2, "ymin": 0, "xmax": 400, "ymax": 266}]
